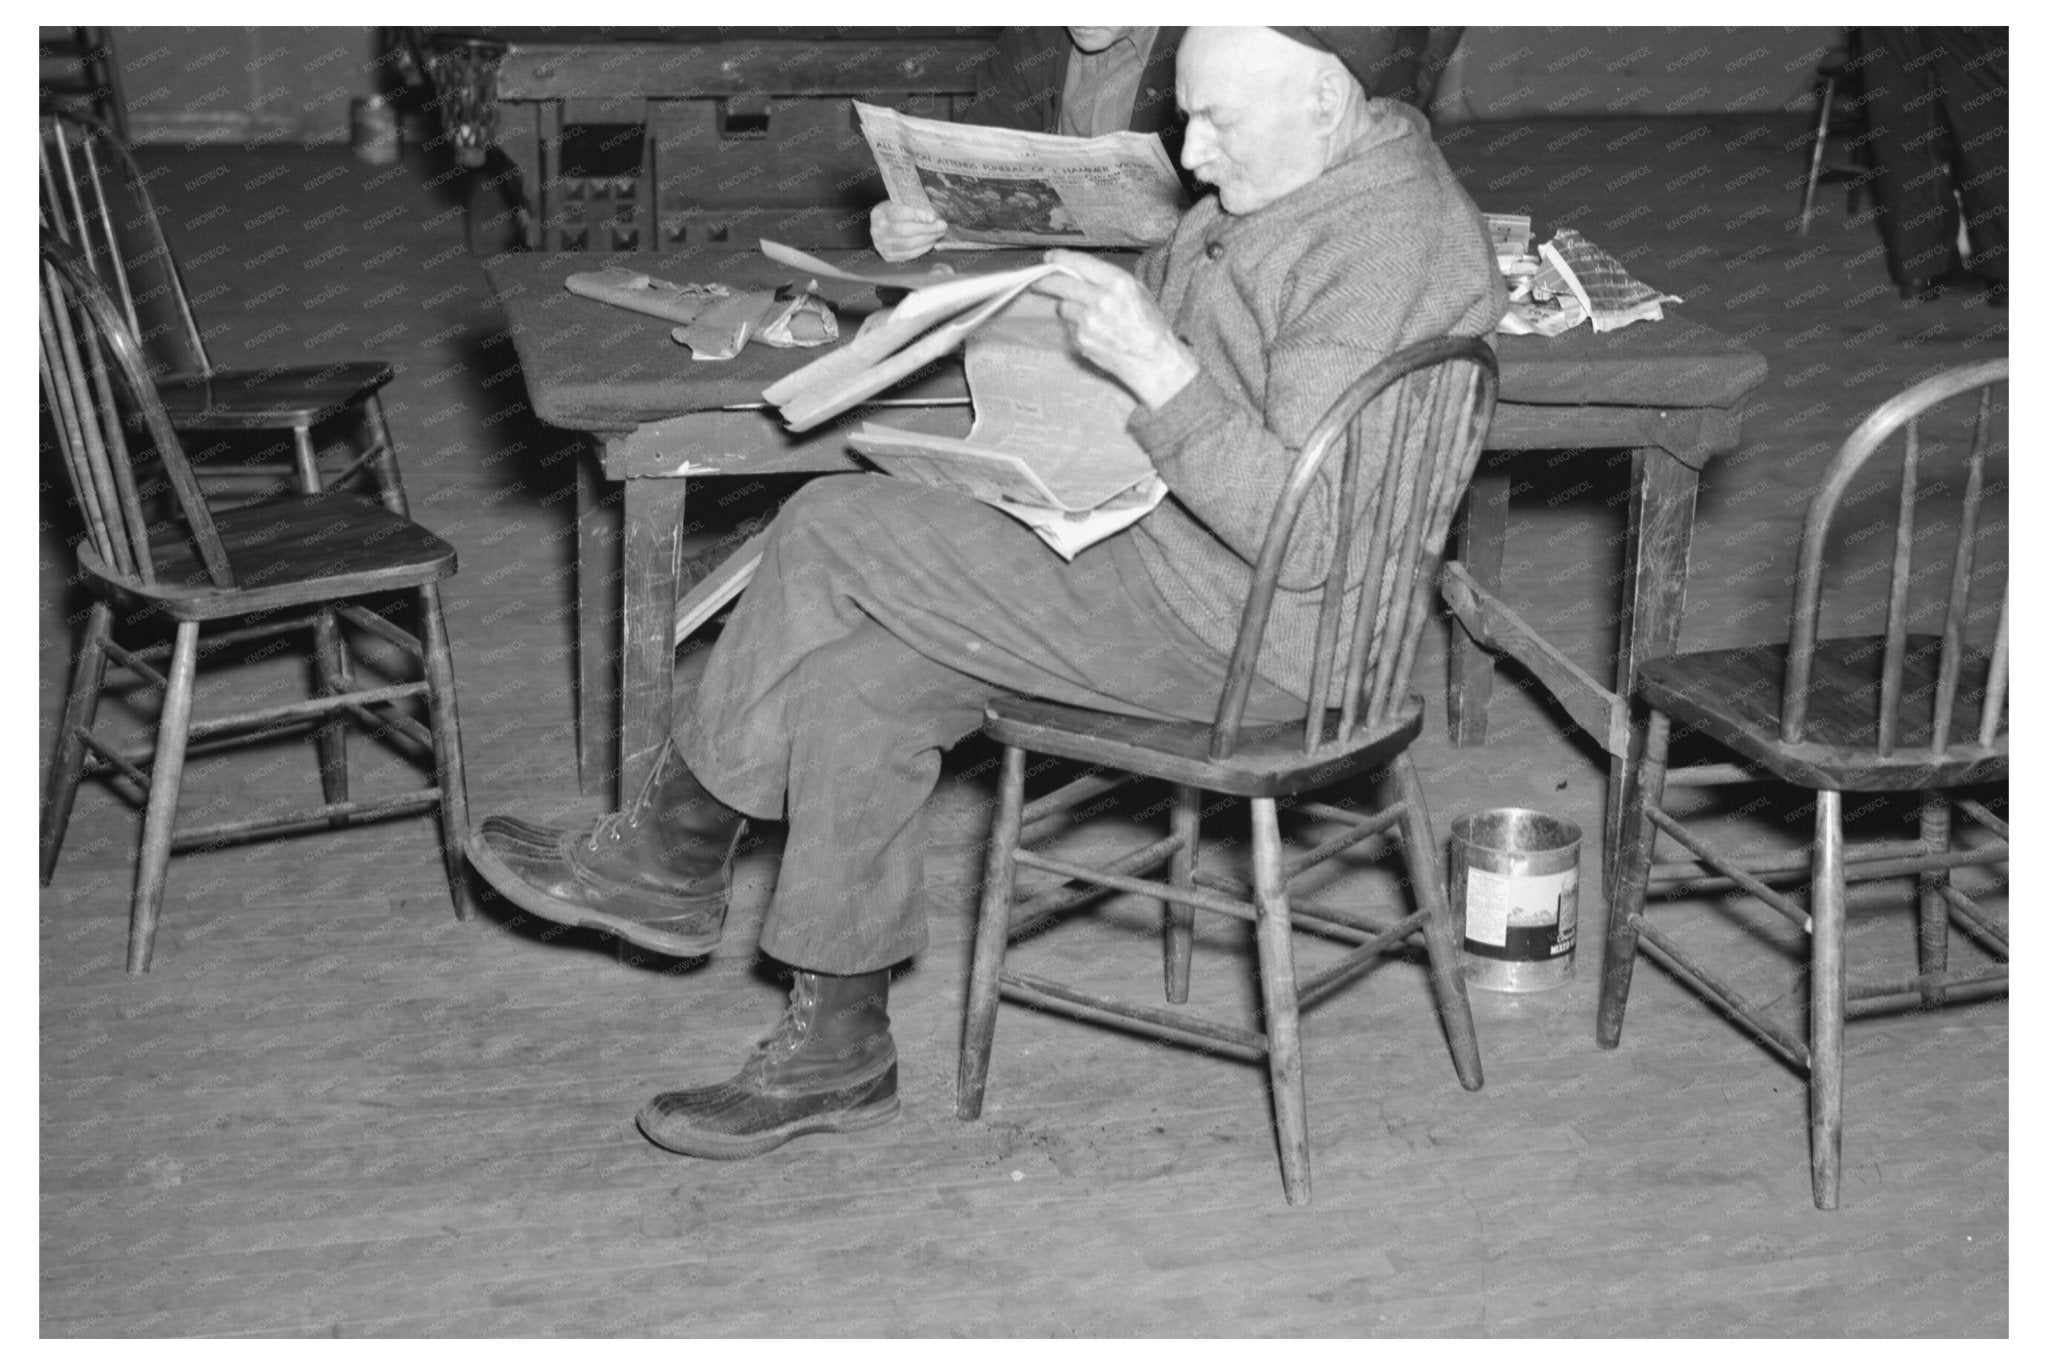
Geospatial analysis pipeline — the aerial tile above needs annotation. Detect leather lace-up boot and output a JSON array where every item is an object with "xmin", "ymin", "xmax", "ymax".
[
  {"xmin": 637, "ymin": 968, "xmax": 898, "ymax": 1158},
  {"xmin": 467, "ymin": 741, "xmax": 749, "ymax": 957}
]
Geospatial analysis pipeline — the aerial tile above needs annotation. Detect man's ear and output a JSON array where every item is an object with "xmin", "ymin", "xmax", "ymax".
[{"xmin": 1309, "ymin": 66, "xmax": 1352, "ymax": 130}]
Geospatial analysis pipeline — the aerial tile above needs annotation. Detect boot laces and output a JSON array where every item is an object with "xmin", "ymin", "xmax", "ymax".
[
  {"xmin": 582, "ymin": 745, "xmax": 671, "ymax": 850},
  {"xmin": 753, "ymin": 974, "xmax": 817, "ymax": 1065}
]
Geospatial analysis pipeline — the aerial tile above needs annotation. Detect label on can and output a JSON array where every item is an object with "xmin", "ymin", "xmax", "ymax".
[{"xmin": 1461, "ymin": 865, "xmax": 1578, "ymax": 960}]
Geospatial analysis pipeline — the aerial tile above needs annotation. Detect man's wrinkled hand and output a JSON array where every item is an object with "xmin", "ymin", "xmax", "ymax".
[
  {"xmin": 869, "ymin": 202, "xmax": 950, "ymax": 262},
  {"xmin": 1032, "ymin": 249, "xmax": 1199, "ymax": 410}
]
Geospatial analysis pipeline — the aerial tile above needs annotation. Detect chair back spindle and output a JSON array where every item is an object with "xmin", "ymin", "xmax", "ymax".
[
  {"xmin": 39, "ymin": 235, "xmax": 233, "ymax": 590},
  {"xmin": 1210, "ymin": 337, "xmax": 1498, "ymax": 762},
  {"xmin": 39, "ymin": 110, "xmax": 211, "ymax": 381},
  {"xmin": 1782, "ymin": 359, "xmax": 2006, "ymax": 758}
]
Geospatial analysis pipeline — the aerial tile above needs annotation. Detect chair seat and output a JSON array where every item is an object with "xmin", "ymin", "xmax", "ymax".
[
  {"xmin": 984, "ymin": 693, "xmax": 1425, "ymax": 799},
  {"xmin": 1640, "ymin": 635, "xmax": 2005, "ymax": 791},
  {"xmin": 80, "ymin": 492, "xmax": 456, "ymax": 619},
  {"xmin": 157, "ymin": 361, "xmax": 393, "ymax": 428}
]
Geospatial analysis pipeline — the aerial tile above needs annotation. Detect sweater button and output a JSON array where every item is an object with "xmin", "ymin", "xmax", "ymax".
[{"xmin": 1205, "ymin": 240, "xmax": 1225, "ymax": 261}]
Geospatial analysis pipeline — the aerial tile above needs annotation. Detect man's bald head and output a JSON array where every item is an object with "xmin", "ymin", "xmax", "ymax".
[{"xmin": 1175, "ymin": 27, "xmax": 1372, "ymax": 213}]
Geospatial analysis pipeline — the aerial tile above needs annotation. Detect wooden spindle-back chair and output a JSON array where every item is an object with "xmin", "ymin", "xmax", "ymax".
[
  {"xmin": 39, "ymin": 235, "xmax": 473, "ymax": 974},
  {"xmin": 1597, "ymin": 358, "xmax": 2008, "ymax": 1209},
  {"xmin": 958, "ymin": 336, "xmax": 1500, "ymax": 1205},
  {"xmin": 38, "ymin": 109, "xmax": 410, "ymax": 510}
]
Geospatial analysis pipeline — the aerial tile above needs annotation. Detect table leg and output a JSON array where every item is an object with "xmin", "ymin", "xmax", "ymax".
[
  {"xmin": 1447, "ymin": 455, "xmax": 1511, "ymax": 746},
  {"xmin": 575, "ymin": 451, "xmax": 624, "ymax": 801},
  {"xmin": 1609, "ymin": 447, "xmax": 1700, "ymax": 855},
  {"xmin": 618, "ymin": 475, "xmax": 689, "ymax": 806}
]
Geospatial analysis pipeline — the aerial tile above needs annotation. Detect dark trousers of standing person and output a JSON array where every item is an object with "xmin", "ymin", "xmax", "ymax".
[
  {"xmin": 674, "ymin": 473, "xmax": 1308, "ymax": 974},
  {"xmin": 1859, "ymin": 27, "xmax": 2008, "ymax": 297}
]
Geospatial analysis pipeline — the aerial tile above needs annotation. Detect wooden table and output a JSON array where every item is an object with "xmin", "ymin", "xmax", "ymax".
[{"xmin": 485, "ymin": 249, "xmax": 1767, "ymax": 845}]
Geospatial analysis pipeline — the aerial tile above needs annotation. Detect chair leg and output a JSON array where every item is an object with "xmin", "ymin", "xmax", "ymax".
[
  {"xmin": 291, "ymin": 424, "xmax": 323, "ymax": 495},
  {"xmin": 959, "ymin": 744, "xmax": 1027, "ymax": 1120},
  {"xmin": 42, "ymin": 600, "xmax": 114, "ymax": 885},
  {"xmin": 311, "ymin": 607, "xmax": 352, "ymax": 824},
  {"xmin": 129, "ymin": 621, "xmax": 200, "ymax": 976},
  {"xmin": 1597, "ymin": 708, "xmax": 1671, "ymax": 1049},
  {"xmin": 1393, "ymin": 753, "xmax": 1482, "ymax": 1091},
  {"xmin": 1809, "ymin": 789, "xmax": 1848, "ymax": 1210},
  {"xmin": 1916, "ymin": 793, "xmax": 1952, "ymax": 1007},
  {"xmin": 363, "ymin": 395, "xmax": 411, "ymax": 516},
  {"xmin": 417, "ymin": 583, "xmax": 473, "ymax": 921},
  {"xmin": 1798, "ymin": 74, "xmax": 1835, "ymax": 236},
  {"xmin": 1249, "ymin": 796, "xmax": 1311, "ymax": 1207},
  {"xmin": 1163, "ymin": 782, "xmax": 1199, "ymax": 1004}
]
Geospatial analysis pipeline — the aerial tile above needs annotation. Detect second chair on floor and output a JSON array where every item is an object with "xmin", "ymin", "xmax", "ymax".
[
  {"xmin": 39, "ymin": 235, "xmax": 473, "ymax": 974},
  {"xmin": 38, "ymin": 109, "xmax": 412, "ymax": 511},
  {"xmin": 1598, "ymin": 358, "xmax": 2009, "ymax": 1209}
]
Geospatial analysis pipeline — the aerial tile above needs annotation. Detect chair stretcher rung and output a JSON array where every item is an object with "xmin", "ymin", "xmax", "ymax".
[
  {"xmin": 1646, "ymin": 807, "xmax": 1810, "ymax": 928},
  {"xmin": 1936, "ymin": 883, "xmax": 2008, "ymax": 952},
  {"xmin": 1650, "ymin": 836, "xmax": 1929, "ymax": 892},
  {"xmin": 76, "ymin": 729, "xmax": 151, "ymax": 788},
  {"xmin": 122, "ymin": 615, "xmax": 320, "ymax": 663},
  {"xmin": 1649, "ymin": 840, "xmax": 2006, "ymax": 900},
  {"xmin": 1006, "ymin": 835, "xmax": 1186, "ymax": 940},
  {"xmin": 340, "ymin": 700, "xmax": 435, "ymax": 752},
  {"xmin": 999, "ymin": 969, "xmax": 1268, "ymax": 1061},
  {"xmin": 1018, "ymin": 770, "xmax": 1134, "ymax": 836},
  {"xmin": 1632, "ymin": 919, "xmax": 1810, "ymax": 1067},
  {"xmin": 1955, "ymin": 798, "xmax": 2009, "ymax": 840},
  {"xmin": 1191, "ymin": 799, "xmax": 1404, "ymax": 904},
  {"xmin": 333, "ymin": 603, "xmax": 424, "ymax": 658},
  {"xmin": 1296, "ymin": 910, "xmax": 1429, "ymax": 1010},
  {"xmin": 1288, "ymin": 898, "xmax": 1403, "ymax": 942},
  {"xmin": 99, "ymin": 638, "xmax": 168, "ymax": 689},
  {"xmin": 170, "ymin": 790, "xmax": 441, "ymax": 850},
  {"xmin": 1013, "ymin": 844, "xmax": 1253, "ymax": 923},
  {"xmin": 185, "ymin": 681, "xmax": 428, "ymax": 738},
  {"xmin": 1843, "ymin": 966, "xmax": 2007, "ymax": 1016},
  {"xmin": 1661, "ymin": 762, "xmax": 1770, "ymax": 787}
]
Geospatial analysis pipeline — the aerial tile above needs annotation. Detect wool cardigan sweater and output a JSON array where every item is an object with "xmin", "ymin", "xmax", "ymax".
[{"xmin": 1124, "ymin": 102, "xmax": 1507, "ymax": 702}]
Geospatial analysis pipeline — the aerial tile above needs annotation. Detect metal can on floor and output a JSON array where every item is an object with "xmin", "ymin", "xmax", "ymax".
[{"xmin": 1450, "ymin": 808, "xmax": 1581, "ymax": 992}]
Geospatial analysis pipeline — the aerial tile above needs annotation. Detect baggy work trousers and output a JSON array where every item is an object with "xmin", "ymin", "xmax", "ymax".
[
  {"xmin": 674, "ymin": 475, "xmax": 1308, "ymax": 975},
  {"xmin": 1860, "ymin": 27, "xmax": 2008, "ymax": 285}
]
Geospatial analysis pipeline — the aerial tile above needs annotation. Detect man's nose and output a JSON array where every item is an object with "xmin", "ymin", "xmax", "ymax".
[{"xmin": 1180, "ymin": 123, "xmax": 1213, "ymax": 170}]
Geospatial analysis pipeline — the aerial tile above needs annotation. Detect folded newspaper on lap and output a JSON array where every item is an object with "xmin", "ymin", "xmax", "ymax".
[
  {"xmin": 848, "ymin": 299, "xmax": 1166, "ymax": 559},
  {"xmin": 856, "ymin": 101, "xmax": 1188, "ymax": 251},
  {"xmin": 758, "ymin": 243, "xmax": 1164, "ymax": 557}
]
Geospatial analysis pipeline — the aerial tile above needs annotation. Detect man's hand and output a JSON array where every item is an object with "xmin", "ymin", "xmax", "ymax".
[
  {"xmin": 869, "ymin": 202, "xmax": 950, "ymax": 262},
  {"xmin": 1032, "ymin": 249, "xmax": 1199, "ymax": 410}
]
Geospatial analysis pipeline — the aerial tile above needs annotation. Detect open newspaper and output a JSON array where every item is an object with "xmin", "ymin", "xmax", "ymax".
[
  {"xmin": 761, "ymin": 240, "xmax": 1073, "ymax": 430},
  {"xmin": 759, "ymin": 242, "xmax": 1165, "ymax": 558},
  {"xmin": 856, "ymin": 101, "xmax": 1188, "ymax": 251}
]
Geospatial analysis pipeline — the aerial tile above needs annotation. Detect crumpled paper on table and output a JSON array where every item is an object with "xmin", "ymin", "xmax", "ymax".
[{"xmin": 1496, "ymin": 227, "xmax": 1683, "ymax": 337}]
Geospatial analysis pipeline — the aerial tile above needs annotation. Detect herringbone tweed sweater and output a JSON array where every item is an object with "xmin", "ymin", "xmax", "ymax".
[{"xmin": 1126, "ymin": 102, "xmax": 1506, "ymax": 702}]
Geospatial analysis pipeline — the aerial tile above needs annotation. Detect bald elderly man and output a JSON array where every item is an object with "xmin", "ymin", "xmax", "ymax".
[{"xmin": 470, "ymin": 26, "xmax": 1506, "ymax": 1159}]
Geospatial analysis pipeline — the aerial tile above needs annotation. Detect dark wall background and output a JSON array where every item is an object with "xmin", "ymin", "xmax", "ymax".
[{"xmin": 96, "ymin": 26, "xmax": 1843, "ymax": 144}]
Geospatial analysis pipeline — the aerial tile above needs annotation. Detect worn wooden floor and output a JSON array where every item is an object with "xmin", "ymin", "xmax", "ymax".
[{"xmin": 37, "ymin": 111, "xmax": 2008, "ymax": 1336}]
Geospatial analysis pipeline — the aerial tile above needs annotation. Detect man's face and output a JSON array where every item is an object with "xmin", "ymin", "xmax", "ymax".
[
  {"xmin": 1066, "ymin": 27, "xmax": 1137, "ymax": 54},
  {"xmin": 1176, "ymin": 30, "xmax": 1330, "ymax": 215}
]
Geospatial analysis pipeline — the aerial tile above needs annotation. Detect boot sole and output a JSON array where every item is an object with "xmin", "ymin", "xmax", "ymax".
[
  {"xmin": 466, "ymin": 831, "xmax": 726, "ymax": 959},
  {"xmin": 636, "ymin": 1094, "xmax": 902, "ymax": 1159}
]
